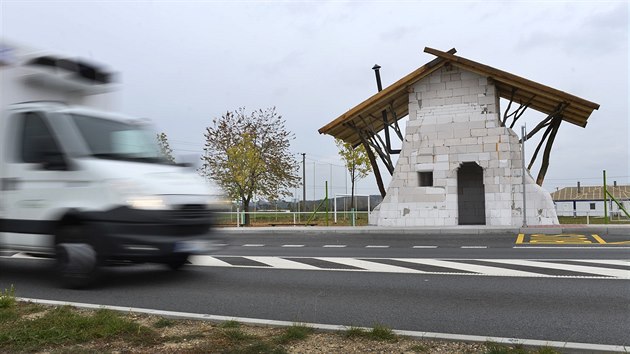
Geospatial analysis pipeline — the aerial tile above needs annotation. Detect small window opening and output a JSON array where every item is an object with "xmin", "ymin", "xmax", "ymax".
[
  {"xmin": 418, "ymin": 171, "xmax": 433, "ymax": 187},
  {"xmin": 589, "ymin": 203, "xmax": 596, "ymax": 210}
]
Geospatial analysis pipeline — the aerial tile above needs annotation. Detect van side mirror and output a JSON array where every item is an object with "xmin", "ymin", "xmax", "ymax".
[{"xmin": 42, "ymin": 150, "xmax": 70, "ymax": 171}]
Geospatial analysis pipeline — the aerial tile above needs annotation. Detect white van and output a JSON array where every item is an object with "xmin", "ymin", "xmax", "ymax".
[{"xmin": 0, "ymin": 41, "xmax": 222, "ymax": 287}]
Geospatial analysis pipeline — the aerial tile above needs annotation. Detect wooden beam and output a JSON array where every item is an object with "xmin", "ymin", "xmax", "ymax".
[
  {"xmin": 362, "ymin": 139, "xmax": 386, "ymax": 198},
  {"xmin": 528, "ymin": 122, "xmax": 554, "ymax": 170},
  {"xmin": 535, "ymin": 116, "xmax": 562, "ymax": 186},
  {"xmin": 424, "ymin": 47, "xmax": 600, "ymax": 110}
]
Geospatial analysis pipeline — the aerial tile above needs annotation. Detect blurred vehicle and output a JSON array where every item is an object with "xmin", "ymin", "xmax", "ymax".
[{"xmin": 0, "ymin": 41, "xmax": 223, "ymax": 288}]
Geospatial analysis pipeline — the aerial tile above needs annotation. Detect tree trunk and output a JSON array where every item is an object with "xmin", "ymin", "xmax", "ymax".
[
  {"xmin": 350, "ymin": 179, "xmax": 355, "ymax": 210},
  {"xmin": 242, "ymin": 198, "xmax": 251, "ymax": 226}
]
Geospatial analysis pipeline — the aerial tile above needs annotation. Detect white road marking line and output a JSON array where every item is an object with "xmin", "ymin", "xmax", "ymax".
[
  {"xmin": 323, "ymin": 245, "xmax": 347, "ymax": 248},
  {"xmin": 395, "ymin": 259, "xmax": 549, "ymax": 277},
  {"xmin": 244, "ymin": 256, "xmax": 319, "ymax": 270},
  {"xmin": 413, "ymin": 246, "xmax": 438, "ymax": 248},
  {"xmin": 281, "ymin": 244, "xmax": 305, "ymax": 248},
  {"xmin": 242, "ymin": 244, "xmax": 265, "ymax": 247},
  {"xmin": 365, "ymin": 245, "xmax": 390, "ymax": 248},
  {"xmin": 461, "ymin": 246, "xmax": 487, "ymax": 249},
  {"xmin": 189, "ymin": 256, "xmax": 233, "ymax": 267},
  {"xmin": 318, "ymin": 257, "xmax": 420, "ymax": 273},
  {"xmin": 513, "ymin": 246, "xmax": 630, "ymax": 249},
  {"xmin": 480, "ymin": 259, "xmax": 630, "ymax": 279},
  {"xmin": 569, "ymin": 259, "xmax": 630, "ymax": 266}
]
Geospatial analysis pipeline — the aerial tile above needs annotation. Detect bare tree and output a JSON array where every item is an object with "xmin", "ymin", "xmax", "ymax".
[
  {"xmin": 335, "ymin": 138, "xmax": 372, "ymax": 210},
  {"xmin": 201, "ymin": 107, "xmax": 299, "ymax": 225}
]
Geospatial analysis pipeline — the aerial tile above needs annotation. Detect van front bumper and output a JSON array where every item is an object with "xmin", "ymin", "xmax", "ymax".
[{"xmin": 80, "ymin": 206, "xmax": 219, "ymax": 262}]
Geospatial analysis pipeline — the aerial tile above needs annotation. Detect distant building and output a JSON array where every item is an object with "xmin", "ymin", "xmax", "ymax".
[{"xmin": 551, "ymin": 184, "xmax": 630, "ymax": 217}]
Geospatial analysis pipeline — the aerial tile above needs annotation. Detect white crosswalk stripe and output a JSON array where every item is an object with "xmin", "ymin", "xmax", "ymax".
[
  {"xmin": 244, "ymin": 256, "xmax": 320, "ymax": 270},
  {"xmin": 480, "ymin": 259, "xmax": 630, "ymax": 278},
  {"xmin": 3, "ymin": 253, "xmax": 628, "ymax": 279},
  {"xmin": 394, "ymin": 259, "xmax": 548, "ymax": 277},
  {"xmin": 187, "ymin": 256, "xmax": 629, "ymax": 279}
]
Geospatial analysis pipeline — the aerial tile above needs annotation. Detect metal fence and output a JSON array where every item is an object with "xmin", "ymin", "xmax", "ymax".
[{"xmin": 214, "ymin": 211, "xmax": 371, "ymax": 227}]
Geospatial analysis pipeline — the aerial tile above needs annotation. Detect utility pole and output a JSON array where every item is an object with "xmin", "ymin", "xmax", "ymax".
[
  {"xmin": 521, "ymin": 125, "xmax": 527, "ymax": 227},
  {"xmin": 302, "ymin": 153, "xmax": 306, "ymax": 213}
]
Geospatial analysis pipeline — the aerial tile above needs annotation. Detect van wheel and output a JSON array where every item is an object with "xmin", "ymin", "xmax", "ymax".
[
  {"xmin": 166, "ymin": 254, "xmax": 189, "ymax": 271},
  {"xmin": 56, "ymin": 243, "xmax": 97, "ymax": 289}
]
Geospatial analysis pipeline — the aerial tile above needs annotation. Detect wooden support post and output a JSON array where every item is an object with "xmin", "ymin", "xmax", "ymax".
[
  {"xmin": 535, "ymin": 116, "xmax": 562, "ymax": 186},
  {"xmin": 528, "ymin": 122, "xmax": 554, "ymax": 170},
  {"xmin": 363, "ymin": 140, "xmax": 386, "ymax": 198}
]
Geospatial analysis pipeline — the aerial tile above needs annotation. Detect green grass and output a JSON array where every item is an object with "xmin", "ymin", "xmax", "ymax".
[
  {"xmin": 342, "ymin": 324, "xmax": 397, "ymax": 342},
  {"xmin": 218, "ymin": 320, "xmax": 241, "ymax": 328},
  {"xmin": 558, "ymin": 216, "xmax": 630, "ymax": 224},
  {"xmin": 153, "ymin": 317, "xmax": 176, "ymax": 328},
  {"xmin": 483, "ymin": 342, "xmax": 562, "ymax": 354},
  {"xmin": 409, "ymin": 343, "xmax": 430, "ymax": 352},
  {"xmin": 275, "ymin": 324, "xmax": 314, "ymax": 344},
  {"xmin": 222, "ymin": 328, "xmax": 254, "ymax": 342},
  {"xmin": 0, "ymin": 305, "xmax": 158, "ymax": 352},
  {"xmin": 0, "ymin": 285, "xmax": 16, "ymax": 309},
  {"xmin": 223, "ymin": 341, "xmax": 288, "ymax": 354},
  {"xmin": 343, "ymin": 326, "xmax": 367, "ymax": 338},
  {"xmin": 368, "ymin": 324, "xmax": 397, "ymax": 341}
]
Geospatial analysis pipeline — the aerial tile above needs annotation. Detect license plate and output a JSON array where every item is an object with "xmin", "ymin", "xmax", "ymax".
[{"xmin": 174, "ymin": 240, "xmax": 207, "ymax": 253}]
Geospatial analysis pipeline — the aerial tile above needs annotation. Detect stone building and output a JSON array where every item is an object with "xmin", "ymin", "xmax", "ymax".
[{"xmin": 319, "ymin": 48, "xmax": 600, "ymax": 226}]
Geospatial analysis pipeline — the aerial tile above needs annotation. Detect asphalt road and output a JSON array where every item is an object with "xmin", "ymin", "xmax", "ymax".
[{"xmin": 1, "ymin": 230, "xmax": 629, "ymax": 347}]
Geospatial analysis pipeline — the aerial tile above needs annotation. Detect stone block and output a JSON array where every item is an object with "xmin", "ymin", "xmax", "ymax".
[
  {"xmin": 483, "ymin": 135, "xmax": 500, "ymax": 144},
  {"xmin": 437, "ymin": 89, "xmax": 454, "ymax": 98},
  {"xmin": 453, "ymin": 87, "xmax": 470, "ymax": 96},
  {"xmin": 429, "ymin": 74, "xmax": 441, "ymax": 84},
  {"xmin": 446, "ymin": 80, "xmax": 462, "ymax": 89},
  {"xmin": 436, "ymin": 154, "xmax": 449, "ymax": 162},
  {"xmin": 471, "ymin": 128, "xmax": 487, "ymax": 137},
  {"xmin": 445, "ymin": 96, "xmax": 462, "ymax": 105}
]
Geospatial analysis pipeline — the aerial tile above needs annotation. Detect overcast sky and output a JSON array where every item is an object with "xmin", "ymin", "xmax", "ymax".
[{"xmin": 2, "ymin": 1, "xmax": 628, "ymax": 201}]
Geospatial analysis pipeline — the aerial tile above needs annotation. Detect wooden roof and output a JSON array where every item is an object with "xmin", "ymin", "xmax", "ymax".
[
  {"xmin": 551, "ymin": 185, "xmax": 630, "ymax": 201},
  {"xmin": 319, "ymin": 47, "xmax": 600, "ymax": 146}
]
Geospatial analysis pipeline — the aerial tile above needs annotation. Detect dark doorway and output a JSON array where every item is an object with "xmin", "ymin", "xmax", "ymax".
[{"xmin": 457, "ymin": 162, "xmax": 486, "ymax": 225}]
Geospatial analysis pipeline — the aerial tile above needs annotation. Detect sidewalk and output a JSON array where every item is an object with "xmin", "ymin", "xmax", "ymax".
[{"xmin": 219, "ymin": 224, "xmax": 630, "ymax": 236}]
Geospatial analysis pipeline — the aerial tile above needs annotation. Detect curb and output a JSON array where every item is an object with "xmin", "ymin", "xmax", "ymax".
[
  {"xmin": 217, "ymin": 225, "xmax": 629, "ymax": 237},
  {"xmin": 18, "ymin": 297, "xmax": 629, "ymax": 353}
]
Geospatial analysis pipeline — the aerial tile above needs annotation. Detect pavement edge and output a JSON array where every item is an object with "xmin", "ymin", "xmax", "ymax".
[{"xmin": 17, "ymin": 297, "xmax": 629, "ymax": 353}]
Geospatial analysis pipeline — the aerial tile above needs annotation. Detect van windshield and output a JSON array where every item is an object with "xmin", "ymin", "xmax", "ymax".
[{"xmin": 71, "ymin": 114, "xmax": 169, "ymax": 164}]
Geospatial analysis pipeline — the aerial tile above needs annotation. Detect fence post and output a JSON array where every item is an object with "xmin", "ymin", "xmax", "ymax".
[
  {"xmin": 351, "ymin": 208, "xmax": 356, "ymax": 227},
  {"xmin": 236, "ymin": 208, "xmax": 240, "ymax": 227},
  {"xmin": 603, "ymin": 170, "xmax": 608, "ymax": 224},
  {"xmin": 325, "ymin": 181, "xmax": 329, "ymax": 226}
]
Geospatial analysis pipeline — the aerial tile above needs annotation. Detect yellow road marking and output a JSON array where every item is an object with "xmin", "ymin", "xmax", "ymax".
[
  {"xmin": 516, "ymin": 233, "xmax": 630, "ymax": 245},
  {"xmin": 592, "ymin": 234, "xmax": 607, "ymax": 244},
  {"xmin": 529, "ymin": 233, "xmax": 592, "ymax": 244}
]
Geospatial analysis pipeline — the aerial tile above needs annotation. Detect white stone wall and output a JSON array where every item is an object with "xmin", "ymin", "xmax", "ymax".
[{"xmin": 370, "ymin": 66, "xmax": 559, "ymax": 226}]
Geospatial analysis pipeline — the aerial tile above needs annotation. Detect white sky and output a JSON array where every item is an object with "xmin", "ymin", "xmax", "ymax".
[{"xmin": 2, "ymin": 1, "xmax": 628, "ymax": 201}]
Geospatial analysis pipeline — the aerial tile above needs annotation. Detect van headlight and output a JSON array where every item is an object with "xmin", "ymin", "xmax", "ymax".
[
  {"xmin": 106, "ymin": 179, "xmax": 169, "ymax": 210},
  {"xmin": 126, "ymin": 196, "xmax": 167, "ymax": 210}
]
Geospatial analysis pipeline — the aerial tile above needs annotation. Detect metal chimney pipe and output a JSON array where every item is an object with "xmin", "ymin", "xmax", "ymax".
[
  {"xmin": 577, "ymin": 181, "xmax": 581, "ymax": 193},
  {"xmin": 614, "ymin": 181, "xmax": 617, "ymax": 187},
  {"xmin": 372, "ymin": 64, "xmax": 383, "ymax": 91}
]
